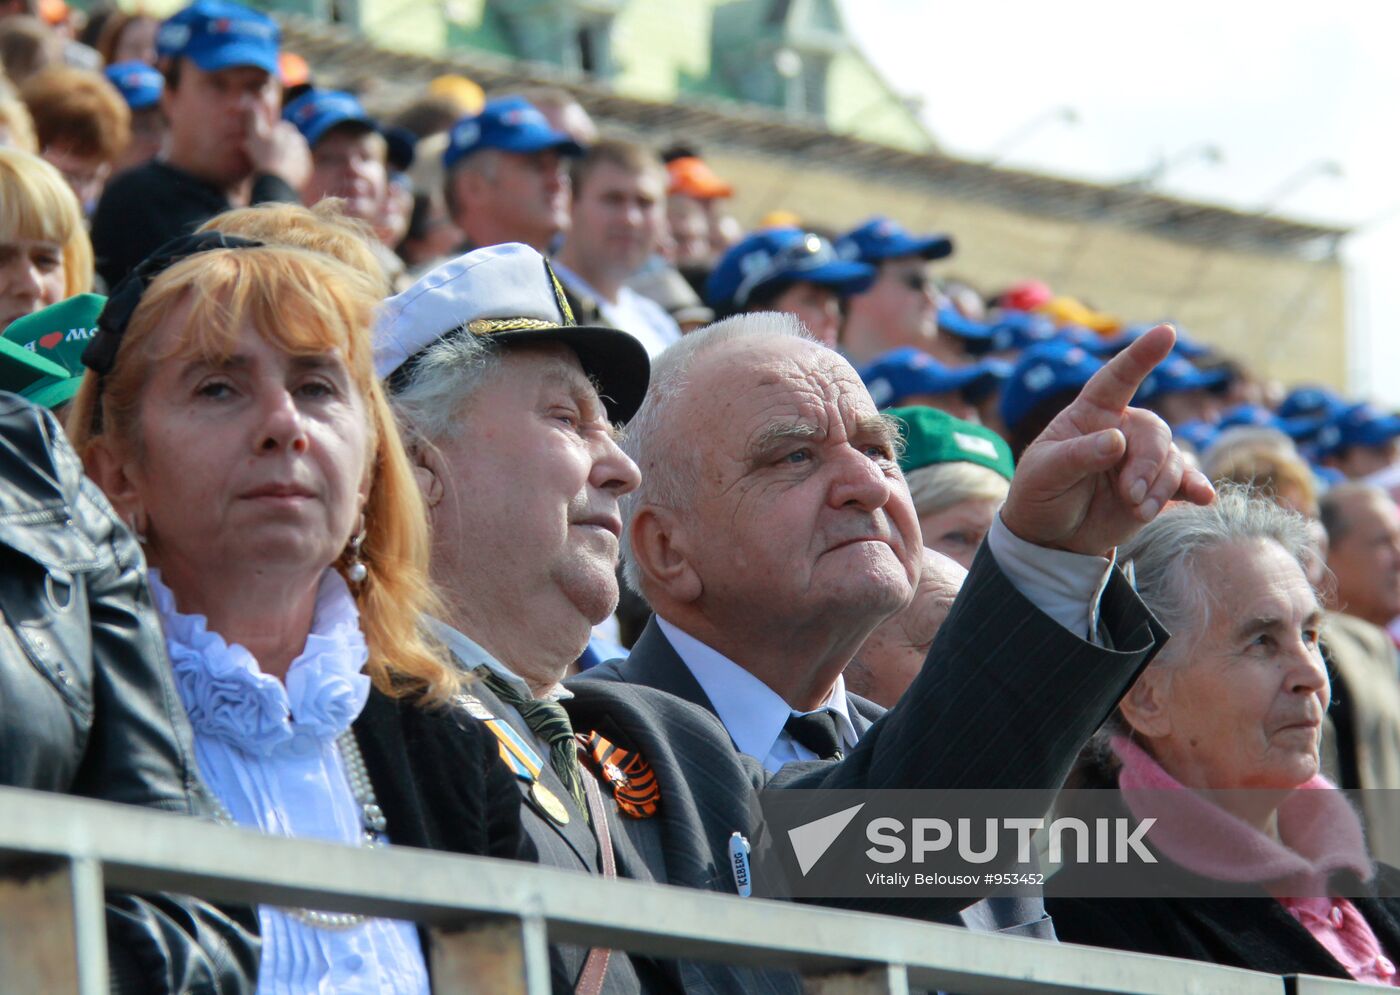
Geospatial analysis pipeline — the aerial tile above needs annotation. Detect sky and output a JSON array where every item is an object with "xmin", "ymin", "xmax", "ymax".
[{"xmin": 838, "ymin": 0, "xmax": 1400, "ymax": 404}]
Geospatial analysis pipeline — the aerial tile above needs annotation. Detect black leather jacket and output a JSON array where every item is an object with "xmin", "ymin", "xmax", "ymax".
[{"xmin": 0, "ymin": 394, "xmax": 258, "ymax": 993}]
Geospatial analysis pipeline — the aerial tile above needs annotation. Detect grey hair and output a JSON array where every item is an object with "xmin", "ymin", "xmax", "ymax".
[
  {"xmin": 620, "ymin": 311, "xmax": 816, "ymax": 595},
  {"xmin": 1069, "ymin": 483, "xmax": 1319, "ymax": 788},
  {"xmin": 904, "ymin": 461, "xmax": 1010, "ymax": 519},
  {"xmin": 1118, "ymin": 482, "xmax": 1316, "ymax": 663},
  {"xmin": 387, "ymin": 330, "xmax": 501, "ymax": 445}
]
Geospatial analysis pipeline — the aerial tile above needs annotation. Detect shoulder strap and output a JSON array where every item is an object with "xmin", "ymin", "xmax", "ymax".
[{"xmin": 574, "ymin": 773, "xmax": 615, "ymax": 995}]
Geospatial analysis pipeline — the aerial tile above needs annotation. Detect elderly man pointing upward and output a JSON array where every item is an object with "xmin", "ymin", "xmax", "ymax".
[
  {"xmin": 377, "ymin": 244, "xmax": 1210, "ymax": 991},
  {"xmin": 587, "ymin": 311, "xmax": 1210, "ymax": 936},
  {"xmin": 597, "ymin": 314, "xmax": 1207, "ymax": 759}
]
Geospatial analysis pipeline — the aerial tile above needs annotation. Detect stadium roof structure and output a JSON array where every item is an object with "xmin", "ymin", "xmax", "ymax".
[{"xmin": 282, "ymin": 15, "xmax": 1349, "ymax": 262}]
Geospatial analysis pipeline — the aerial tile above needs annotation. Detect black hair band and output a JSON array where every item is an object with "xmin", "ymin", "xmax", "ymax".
[{"xmin": 82, "ymin": 231, "xmax": 266, "ymax": 376}]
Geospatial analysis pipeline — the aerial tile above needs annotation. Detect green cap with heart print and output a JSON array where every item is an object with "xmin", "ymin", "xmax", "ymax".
[{"xmin": 3, "ymin": 293, "xmax": 105, "ymax": 410}]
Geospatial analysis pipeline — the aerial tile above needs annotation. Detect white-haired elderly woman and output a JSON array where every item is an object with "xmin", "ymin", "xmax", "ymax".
[
  {"xmin": 1048, "ymin": 485, "xmax": 1400, "ymax": 985},
  {"xmin": 885, "ymin": 405, "xmax": 1013, "ymax": 570}
]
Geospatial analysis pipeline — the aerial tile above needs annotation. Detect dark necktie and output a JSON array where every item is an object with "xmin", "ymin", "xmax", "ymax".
[
  {"xmin": 784, "ymin": 710, "xmax": 845, "ymax": 760},
  {"xmin": 475, "ymin": 666, "xmax": 589, "ymax": 821}
]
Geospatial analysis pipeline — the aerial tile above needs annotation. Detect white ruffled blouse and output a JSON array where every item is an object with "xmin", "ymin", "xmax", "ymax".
[{"xmin": 151, "ymin": 568, "xmax": 429, "ymax": 995}]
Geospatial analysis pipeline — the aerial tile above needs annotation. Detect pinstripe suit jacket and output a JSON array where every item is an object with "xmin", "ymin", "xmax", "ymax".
[
  {"xmin": 582, "ymin": 619, "xmax": 1053, "ymax": 939},
  {"xmin": 562, "ymin": 543, "xmax": 1167, "ymax": 992}
]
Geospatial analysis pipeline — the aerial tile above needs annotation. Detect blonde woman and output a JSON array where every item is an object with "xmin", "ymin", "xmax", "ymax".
[
  {"xmin": 71, "ymin": 234, "xmax": 527, "ymax": 994},
  {"xmin": 0, "ymin": 146, "xmax": 92, "ymax": 330}
]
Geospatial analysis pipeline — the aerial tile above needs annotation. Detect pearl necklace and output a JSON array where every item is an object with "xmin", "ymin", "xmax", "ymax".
[{"xmin": 209, "ymin": 730, "xmax": 387, "ymax": 930}]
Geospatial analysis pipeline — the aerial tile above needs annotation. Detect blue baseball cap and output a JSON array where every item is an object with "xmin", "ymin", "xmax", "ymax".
[
  {"xmin": 1313, "ymin": 403, "xmax": 1400, "ymax": 458},
  {"xmin": 1134, "ymin": 355, "xmax": 1231, "ymax": 405},
  {"xmin": 941, "ymin": 308, "xmax": 1057, "ymax": 356},
  {"xmin": 1090, "ymin": 323, "xmax": 1211, "ymax": 360},
  {"xmin": 966, "ymin": 357, "xmax": 1013, "ymax": 403},
  {"xmin": 1220, "ymin": 403, "xmax": 1314, "ymax": 442},
  {"xmin": 157, "ymin": 0, "xmax": 279, "ymax": 75},
  {"xmin": 1217, "ymin": 404, "xmax": 1287, "ymax": 431},
  {"xmin": 705, "ymin": 227, "xmax": 875, "ymax": 314},
  {"xmin": 1278, "ymin": 385, "xmax": 1345, "ymax": 422},
  {"xmin": 858, "ymin": 348, "xmax": 1002, "ymax": 410},
  {"xmin": 985, "ymin": 311, "xmax": 1056, "ymax": 355},
  {"xmin": 1212, "ymin": 403, "xmax": 1334, "ymax": 446},
  {"xmin": 935, "ymin": 306, "xmax": 994, "ymax": 344},
  {"xmin": 442, "ymin": 96, "xmax": 583, "ymax": 171},
  {"xmin": 1313, "ymin": 464, "xmax": 1348, "ymax": 487},
  {"xmin": 283, "ymin": 89, "xmax": 376, "ymax": 147},
  {"xmin": 1174, "ymin": 420, "xmax": 1218, "ymax": 454},
  {"xmin": 999, "ymin": 339, "xmax": 1104, "ymax": 431},
  {"xmin": 836, "ymin": 216, "xmax": 953, "ymax": 265},
  {"xmin": 1052, "ymin": 324, "xmax": 1103, "ymax": 351},
  {"xmin": 104, "ymin": 61, "xmax": 164, "ymax": 111}
]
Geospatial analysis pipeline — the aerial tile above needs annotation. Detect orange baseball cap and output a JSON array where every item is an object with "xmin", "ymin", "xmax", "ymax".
[
  {"xmin": 279, "ymin": 52, "xmax": 310, "ymax": 88},
  {"xmin": 38, "ymin": 0, "xmax": 68, "ymax": 25},
  {"xmin": 667, "ymin": 156, "xmax": 733, "ymax": 199},
  {"xmin": 427, "ymin": 74, "xmax": 485, "ymax": 116},
  {"xmin": 1038, "ymin": 295, "xmax": 1122, "ymax": 335},
  {"xmin": 758, "ymin": 209, "xmax": 802, "ymax": 229}
]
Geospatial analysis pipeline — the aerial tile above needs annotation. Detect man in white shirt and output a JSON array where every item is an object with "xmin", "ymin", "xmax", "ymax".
[
  {"xmin": 552, "ymin": 139, "xmax": 682, "ymax": 359},
  {"xmin": 582, "ymin": 311, "xmax": 1211, "ymax": 935},
  {"xmin": 591, "ymin": 311, "xmax": 1146, "ymax": 771}
]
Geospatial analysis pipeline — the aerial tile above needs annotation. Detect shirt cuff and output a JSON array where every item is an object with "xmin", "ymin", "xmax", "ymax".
[{"xmin": 985, "ymin": 514, "xmax": 1115, "ymax": 640}]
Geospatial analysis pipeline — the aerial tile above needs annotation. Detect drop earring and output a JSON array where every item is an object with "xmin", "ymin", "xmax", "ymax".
[
  {"xmin": 127, "ymin": 511, "xmax": 148, "ymax": 545},
  {"xmin": 345, "ymin": 513, "xmax": 368, "ymax": 585}
]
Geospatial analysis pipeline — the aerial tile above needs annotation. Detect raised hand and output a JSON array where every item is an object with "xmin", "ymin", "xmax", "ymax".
[
  {"xmin": 244, "ymin": 109, "xmax": 311, "ymax": 192},
  {"xmin": 1001, "ymin": 324, "xmax": 1215, "ymax": 557}
]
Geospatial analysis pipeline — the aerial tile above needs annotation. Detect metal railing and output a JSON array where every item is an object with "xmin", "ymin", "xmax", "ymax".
[{"xmin": 0, "ymin": 786, "xmax": 1390, "ymax": 994}]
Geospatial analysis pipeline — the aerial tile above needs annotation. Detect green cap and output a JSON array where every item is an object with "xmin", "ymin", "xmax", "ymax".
[
  {"xmin": 888, "ymin": 405, "xmax": 1015, "ymax": 481},
  {"xmin": 3, "ymin": 293, "xmax": 105, "ymax": 410},
  {"xmin": 0, "ymin": 335, "xmax": 73, "ymax": 405}
]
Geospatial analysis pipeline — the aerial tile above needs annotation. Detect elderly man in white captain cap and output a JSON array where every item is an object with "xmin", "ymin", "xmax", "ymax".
[{"xmin": 377, "ymin": 241, "xmax": 656, "ymax": 993}]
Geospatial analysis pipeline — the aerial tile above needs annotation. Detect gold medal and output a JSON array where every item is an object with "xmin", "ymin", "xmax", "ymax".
[{"xmin": 531, "ymin": 782, "xmax": 570, "ymax": 824}]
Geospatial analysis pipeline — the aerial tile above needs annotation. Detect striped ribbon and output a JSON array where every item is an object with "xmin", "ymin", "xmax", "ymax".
[{"xmin": 577, "ymin": 731, "xmax": 660, "ymax": 819}]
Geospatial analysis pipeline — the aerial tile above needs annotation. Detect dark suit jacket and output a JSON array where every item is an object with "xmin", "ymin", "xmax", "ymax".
[
  {"xmin": 457, "ymin": 678, "xmax": 658, "ymax": 994},
  {"xmin": 563, "ymin": 543, "xmax": 1165, "ymax": 991},
  {"xmin": 1050, "ymin": 860, "xmax": 1400, "ymax": 979},
  {"xmin": 584, "ymin": 615, "xmax": 1048, "ymax": 937},
  {"xmin": 351, "ymin": 687, "xmax": 532, "ymax": 863}
]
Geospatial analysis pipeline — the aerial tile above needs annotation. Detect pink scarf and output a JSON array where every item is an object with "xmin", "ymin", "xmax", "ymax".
[
  {"xmin": 1110, "ymin": 737, "xmax": 1398, "ymax": 985},
  {"xmin": 1111, "ymin": 735, "xmax": 1373, "ymax": 896}
]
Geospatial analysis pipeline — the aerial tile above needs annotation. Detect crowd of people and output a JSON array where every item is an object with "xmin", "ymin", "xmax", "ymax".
[{"xmin": 3, "ymin": 0, "xmax": 1400, "ymax": 992}]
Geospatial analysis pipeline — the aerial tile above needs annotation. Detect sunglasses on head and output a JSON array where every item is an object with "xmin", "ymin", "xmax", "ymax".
[{"xmin": 733, "ymin": 232, "xmax": 839, "ymax": 308}]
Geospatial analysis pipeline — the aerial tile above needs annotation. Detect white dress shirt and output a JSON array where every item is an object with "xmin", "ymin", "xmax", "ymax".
[
  {"xmin": 984, "ymin": 514, "xmax": 1115, "ymax": 639},
  {"xmin": 152, "ymin": 570, "xmax": 429, "ymax": 995},
  {"xmin": 655, "ymin": 617, "xmax": 858, "ymax": 773},
  {"xmin": 655, "ymin": 518, "xmax": 1114, "ymax": 772},
  {"xmin": 552, "ymin": 261, "xmax": 683, "ymax": 359}
]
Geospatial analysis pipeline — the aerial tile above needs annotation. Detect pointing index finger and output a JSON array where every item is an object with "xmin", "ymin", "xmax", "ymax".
[{"xmin": 1074, "ymin": 323, "xmax": 1176, "ymax": 415}]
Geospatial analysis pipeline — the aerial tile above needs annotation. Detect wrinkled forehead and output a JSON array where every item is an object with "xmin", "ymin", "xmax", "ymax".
[
  {"xmin": 501, "ymin": 340, "xmax": 604, "ymax": 402},
  {"xmin": 1196, "ymin": 537, "xmax": 1320, "ymax": 624},
  {"xmin": 696, "ymin": 338, "xmax": 877, "ymax": 437}
]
